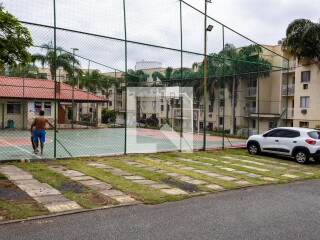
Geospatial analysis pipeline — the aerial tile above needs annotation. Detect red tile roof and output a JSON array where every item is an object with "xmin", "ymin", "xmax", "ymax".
[{"xmin": 0, "ymin": 76, "xmax": 107, "ymax": 102}]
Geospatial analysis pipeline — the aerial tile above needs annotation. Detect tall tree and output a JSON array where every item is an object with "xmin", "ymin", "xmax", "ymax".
[
  {"xmin": 124, "ymin": 69, "xmax": 149, "ymax": 87},
  {"xmin": 32, "ymin": 42, "xmax": 82, "ymax": 80},
  {"xmin": 218, "ymin": 44, "xmax": 271, "ymax": 134},
  {"xmin": 282, "ymin": 19, "xmax": 320, "ymax": 68},
  {"xmin": 0, "ymin": 5, "xmax": 33, "ymax": 71}
]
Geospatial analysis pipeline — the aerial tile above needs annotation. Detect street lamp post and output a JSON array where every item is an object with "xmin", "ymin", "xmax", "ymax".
[
  {"xmin": 71, "ymin": 47, "xmax": 79, "ymax": 129},
  {"xmin": 203, "ymin": 0, "xmax": 212, "ymax": 150}
]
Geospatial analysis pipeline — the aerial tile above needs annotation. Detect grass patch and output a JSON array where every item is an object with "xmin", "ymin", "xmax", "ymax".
[
  {"xmin": 14, "ymin": 162, "xmax": 117, "ymax": 209},
  {"xmin": 0, "ymin": 179, "xmax": 48, "ymax": 220},
  {"xmin": 64, "ymin": 159, "xmax": 188, "ymax": 204}
]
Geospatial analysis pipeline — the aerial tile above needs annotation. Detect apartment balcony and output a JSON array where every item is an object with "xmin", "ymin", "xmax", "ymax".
[
  {"xmin": 281, "ymin": 84, "xmax": 295, "ymax": 96},
  {"xmin": 244, "ymin": 107, "xmax": 256, "ymax": 117},
  {"xmin": 282, "ymin": 60, "xmax": 297, "ymax": 73},
  {"xmin": 281, "ymin": 108, "xmax": 294, "ymax": 119},
  {"xmin": 246, "ymin": 87, "xmax": 256, "ymax": 97}
]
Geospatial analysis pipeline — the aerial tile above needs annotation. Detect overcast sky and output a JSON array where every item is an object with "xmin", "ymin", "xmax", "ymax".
[{"xmin": 3, "ymin": 0, "xmax": 320, "ymax": 71}]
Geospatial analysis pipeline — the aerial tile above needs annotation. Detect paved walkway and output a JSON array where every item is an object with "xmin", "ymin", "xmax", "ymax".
[
  {"xmin": 87, "ymin": 162, "xmax": 188, "ymax": 195},
  {"xmin": 47, "ymin": 165, "xmax": 140, "ymax": 205},
  {"xmin": 0, "ymin": 165, "xmax": 82, "ymax": 213}
]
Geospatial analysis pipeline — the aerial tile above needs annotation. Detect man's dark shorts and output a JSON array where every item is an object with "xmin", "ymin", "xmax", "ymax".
[{"xmin": 33, "ymin": 130, "xmax": 46, "ymax": 143}]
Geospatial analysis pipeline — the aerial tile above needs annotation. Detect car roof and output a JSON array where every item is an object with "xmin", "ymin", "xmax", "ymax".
[{"xmin": 274, "ymin": 127, "xmax": 318, "ymax": 132}]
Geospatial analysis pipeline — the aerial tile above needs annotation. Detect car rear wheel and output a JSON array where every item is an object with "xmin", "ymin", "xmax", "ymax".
[
  {"xmin": 247, "ymin": 142, "xmax": 260, "ymax": 155},
  {"xmin": 295, "ymin": 150, "xmax": 309, "ymax": 164}
]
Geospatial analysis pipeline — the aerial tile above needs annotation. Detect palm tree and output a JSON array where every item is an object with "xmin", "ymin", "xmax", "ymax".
[
  {"xmin": 124, "ymin": 69, "xmax": 149, "ymax": 87},
  {"xmin": 282, "ymin": 19, "xmax": 320, "ymax": 68},
  {"xmin": 217, "ymin": 43, "xmax": 271, "ymax": 134},
  {"xmin": 32, "ymin": 42, "xmax": 82, "ymax": 80}
]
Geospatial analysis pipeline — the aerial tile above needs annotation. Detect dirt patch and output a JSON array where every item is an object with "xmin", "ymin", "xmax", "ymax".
[
  {"xmin": 161, "ymin": 178, "xmax": 199, "ymax": 193},
  {"xmin": 58, "ymin": 182, "xmax": 84, "ymax": 193},
  {"xmin": 0, "ymin": 180, "xmax": 29, "ymax": 200}
]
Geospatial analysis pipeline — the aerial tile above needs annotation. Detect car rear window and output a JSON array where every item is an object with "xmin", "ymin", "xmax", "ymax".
[{"xmin": 307, "ymin": 131, "xmax": 320, "ymax": 139}]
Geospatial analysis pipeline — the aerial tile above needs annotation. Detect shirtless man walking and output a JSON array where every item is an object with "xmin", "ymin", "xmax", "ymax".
[{"xmin": 30, "ymin": 110, "xmax": 58, "ymax": 155}]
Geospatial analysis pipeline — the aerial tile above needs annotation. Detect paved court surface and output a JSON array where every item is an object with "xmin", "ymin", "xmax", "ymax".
[{"xmin": 0, "ymin": 128, "xmax": 246, "ymax": 161}]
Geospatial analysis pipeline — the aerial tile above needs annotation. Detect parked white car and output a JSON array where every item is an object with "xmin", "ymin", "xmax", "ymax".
[{"xmin": 246, "ymin": 127, "xmax": 320, "ymax": 164}]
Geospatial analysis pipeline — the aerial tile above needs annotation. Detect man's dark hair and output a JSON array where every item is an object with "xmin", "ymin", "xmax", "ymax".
[{"xmin": 39, "ymin": 110, "xmax": 45, "ymax": 116}]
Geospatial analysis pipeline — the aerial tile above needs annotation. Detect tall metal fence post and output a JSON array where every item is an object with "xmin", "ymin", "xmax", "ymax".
[
  {"xmin": 123, "ymin": 0, "xmax": 128, "ymax": 154},
  {"xmin": 203, "ymin": 0, "xmax": 208, "ymax": 150},
  {"xmin": 222, "ymin": 25, "xmax": 225, "ymax": 149},
  {"xmin": 53, "ymin": 0, "xmax": 57, "ymax": 158},
  {"xmin": 179, "ymin": 0, "xmax": 183, "ymax": 151}
]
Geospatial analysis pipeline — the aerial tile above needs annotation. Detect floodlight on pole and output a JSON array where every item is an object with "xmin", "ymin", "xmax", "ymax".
[{"xmin": 203, "ymin": 0, "xmax": 212, "ymax": 151}]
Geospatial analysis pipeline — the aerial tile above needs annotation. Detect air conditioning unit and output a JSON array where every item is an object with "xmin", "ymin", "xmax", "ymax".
[{"xmin": 301, "ymin": 109, "xmax": 307, "ymax": 114}]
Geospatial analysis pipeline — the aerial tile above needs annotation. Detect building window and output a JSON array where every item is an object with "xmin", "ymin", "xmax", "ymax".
[
  {"xmin": 301, "ymin": 71, "xmax": 310, "ymax": 83},
  {"xmin": 252, "ymin": 120, "xmax": 256, "ymax": 129},
  {"xmin": 109, "ymin": 101, "xmax": 112, "ymax": 107},
  {"xmin": 143, "ymin": 114, "xmax": 146, "ymax": 119},
  {"xmin": 269, "ymin": 121, "xmax": 276, "ymax": 129},
  {"xmin": 299, "ymin": 122, "xmax": 309, "ymax": 128},
  {"xmin": 143, "ymin": 101, "xmax": 147, "ymax": 109},
  {"xmin": 209, "ymin": 102, "xmax": 213, "ymax": 113},
  {"xmin": 161, "ymin": 105, "xmax": 164, "ymax": 111},
  {"xmin": 200, "ymin": 122, "xmax": 204, "ymax": 130},
  {"xmin": 219, "ymin": 117, "xmax": 224, "ymax": 126},
  {"xmin": 300, "ymin": 96, "xmax": 310, "ymax": 108},
  {"xmin": 34, "ymin": 102, "xmax": 42, "ymax": 115},
  {"xmin": 44, "ymin": 102, "xmax": 51, "ymax": 116},
  {"xmin": 219, "ymin": 99, "xmax": 224, "ymax": 107},
  {"xmin": 152, "ymin": 101, "xmax": 156, "ymax": 109},
  {"xmin": 303, "ymin": 84, "xmax": 308, "ymax": 90},
  {"xmin": 7, "ymin": 102, "xmax": 21, "ymax": 114},
  {"xmin": 108, "ymin": 90, "xmax": 112, "ymax": 96}
]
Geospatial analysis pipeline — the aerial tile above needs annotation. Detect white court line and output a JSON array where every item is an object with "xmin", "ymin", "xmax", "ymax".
[{"xmin": 0, "ymin": 138, "xmax": 41, "ymax": 159}]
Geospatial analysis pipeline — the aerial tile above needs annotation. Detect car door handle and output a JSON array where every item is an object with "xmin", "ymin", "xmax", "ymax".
[
  {"xmin": 275, "ymin": 140, "xmax": 279, "ymax": 142},
  {"xmin": 293, "ymin": 141, "xmax": 297, "ymax": 143}
]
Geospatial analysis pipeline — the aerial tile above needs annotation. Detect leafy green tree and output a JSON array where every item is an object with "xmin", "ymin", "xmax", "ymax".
[
  {"xmin": 8, "ymin": 63, "xmax": 46, "ymax": 79},
  {"xmin": 32, "ymin": 42, "xmax": 82, "ymax": 80},
  {"xmin": 79, "ymin": 70, "xmax": 118, "ymax": 100},
  {"xmin": 214, "ymin": 44, "xmax": 271, "ymax": 134},
  {"xmin": 0, "ymin": 5, "xmax": 33, "ymax": 71},
  {"xmin": 124, "ymin": 69, "xmax": 149, "ymax": 87},
  {"xmin": 282, "ymin": 19, "xmax": 320, "ymax": 68}
]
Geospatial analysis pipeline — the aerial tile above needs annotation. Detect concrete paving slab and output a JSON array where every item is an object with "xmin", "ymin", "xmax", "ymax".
[
  {"xmin": 235, "ymin": 180, "xmax": 251, "ymax": 185},
  {"xmin": 44, "ymin": 201, "xmax": 82, "ymax": 213},
  {"xmin": 178, "ymin": 176, "xmax": 193, "ymax": 181},
  {"xmin": 110, "ymin": 169, "xmax": 132, "ymax": 176},
  {"xmin": 282, "ymin": 174, "xmax": 299, "ymax": 178},
  {"xmin": 78, "ymin": 179, "xmax": 103, "ymax": 186},
  {"xmin": 33, "ymin": 195, "xmax": 71, "ymax": 204},
  {"xmin": 181, "ymin": 167, "xmax": 196, "ymax": 170},
  {"xmin": 89, "ymin": 183, "xmax": 112, "ymax": 191},
  {"xmin": 14, "ymin": 179, "xmax": 39, "ymax": 185},
  {"xmin": 161, "ymin": 188, "xmax": 188, "ymax": 195},
  {"xmin": 156, "ymin": 170, "xmax": 168, "ymax": 173},
  {"xmin": 27, "ymin": 188, "xmax": 61, "ymax": 197},
  {"xmin": 261, "ymin": 177, "xmax": 278, "ymax": 181},
  {"xmin": 124, "ymin": 176, "xmax": 145, "ymax": 180},
  {"xmin": 133, "ymin": 179, "xmax": 158, "ymax": 185},
  {"xmin": 70, "ymin": 176, "xmax": 95, "ymax": 181},
  {"xmin": 149, "ymin": 184, "xmax": 171, "ymax": 189},
  {"xmin": 205, "ymin": 184, "xmax": 224, "ymax": 190},
  {"xmin": 60, "ymin": 171, "xmax": 85, "ymax": 177},
  {"xmin": 218, "ymin": 176, "xmax": 237, "ymax": 181},
  {"xmin": 185, "ymin": 179, "xmax": 207, "ymax": 185},
  {"xmin": 205, "ymin": 172, "xmax": 222, "ymax": 177},
  {"xmin": 7, "ymin": 175, "xmax": 34, "ymax": 181},
  {"xmin": 113, "ymin": 196, "xmax": 138, "ymax": 204},
  {"xmin": 100, "ymin": 189, "xmax": 125, "ymax": 197},
  {"xmin": 166, "ymin": 173, "xmax": 180, "ymax": 177}
]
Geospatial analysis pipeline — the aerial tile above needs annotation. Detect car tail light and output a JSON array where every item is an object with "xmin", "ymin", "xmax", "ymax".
[{"xmin": 305, "ymin": 139, "xmax": 316, "ymax": 145}]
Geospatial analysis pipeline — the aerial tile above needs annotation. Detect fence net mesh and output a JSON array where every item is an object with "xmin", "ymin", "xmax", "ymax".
[{"xmin": 0, "ymin": 0, "xmax": 288, "ymax": 160}]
